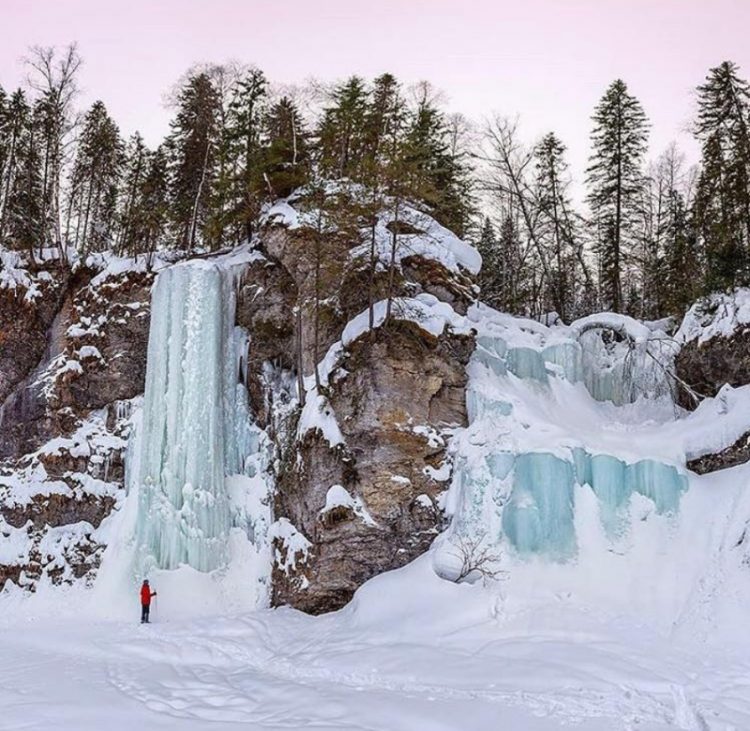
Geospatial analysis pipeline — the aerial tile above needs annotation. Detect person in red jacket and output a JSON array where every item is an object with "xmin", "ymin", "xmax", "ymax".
[{"xmin": 140, "ymin": 579, "xmax": 157, "ymax": 623}]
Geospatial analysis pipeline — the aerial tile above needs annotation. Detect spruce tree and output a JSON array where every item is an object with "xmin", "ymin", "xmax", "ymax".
[
  {"xmin": 692, "ymin": 61, "xmax": 750, "ymax": 290},
  {"xmin": 535, "ymin": 132, "xmax": 579, "ymax": 319},
  {"xmin": 69, "ymin": 100, "xmax": 123, "ymax": 253},
  {"xmin": 317, "ymin": 76, "xmax": 369, "ymax": 179},
  {"xmin": 0, "ymin": 90, "xmax": 31, "ymax": 243},
  {"xmin": 136, "ymin": 146, "xmax": 170, "ymax": 262},
  {"xmin": 264, "ymin": 96, "xmax": 309, "ymax": 197},
  {"xmin": 166, "ymin": 72, "xmax": 221, "ymax": 250},
  {"xmin": 0, "ymin": 86, "xmax": 8, "ymax": 216},
  {"xmin": 4, "ymin": 101, "xmax": 43, "ymax": 257},
  {"xmin": 662, "ymin": 189, "xmax": 699, "ymax": 314},
  {"xmin": 475, "ymin": 216, "xmax": 503, "ymax": 307},
  {"xmin": 116, "ymin": 133, "xmax": 148, "ymax": 255},
  {"xmin": 224, "ymin": 68, "xmax": 268, "ymax": 243},
  {"xmin": 586, "ymin": 79, "xmax": 649, "ymax": 313}
]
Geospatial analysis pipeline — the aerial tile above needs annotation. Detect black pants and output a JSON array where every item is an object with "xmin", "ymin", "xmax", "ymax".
[{"xmin": 141, "ymin": 604, "xmax": 150, "ymax": 623}]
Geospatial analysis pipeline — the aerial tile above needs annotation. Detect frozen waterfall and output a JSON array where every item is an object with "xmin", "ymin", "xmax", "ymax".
[
  {"xmin": 134, "ymin": 259, "xmax": 257, "ymax": 574},
  {"xmin": 438, "ymin": 316, "xmax": 689, "ymax": 576}
]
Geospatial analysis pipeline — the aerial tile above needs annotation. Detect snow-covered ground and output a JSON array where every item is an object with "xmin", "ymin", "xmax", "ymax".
[{"xmin": 3, "ymin": 548, "xmax": 750, "ymax": 731}]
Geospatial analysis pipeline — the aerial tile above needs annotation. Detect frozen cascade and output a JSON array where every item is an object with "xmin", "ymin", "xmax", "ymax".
[
  {"xmin": 502, "ymin": 453, "xmax": 576, "ymax": 558},
  {"xmin": 135, "ymin": 260, "xmax": 258, "ymax": 574},
  {"xmin": 438, "ymin": 325, "xmax": 689, "ymax": 572}
]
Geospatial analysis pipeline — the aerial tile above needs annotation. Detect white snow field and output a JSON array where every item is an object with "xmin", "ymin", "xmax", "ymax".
[
  {"xmin": 3, "ymin": 544, "xmax": 750, "ymax": 731},
  {"xmin": 3, "ymin": 256, "xmax": 750, "ymax": 730}
]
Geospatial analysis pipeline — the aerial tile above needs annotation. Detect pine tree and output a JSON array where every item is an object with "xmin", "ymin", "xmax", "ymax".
[
  {"xmin": 362, "ymin": 73, "xmax": 404, "ymax": 170},
  {"xmin": 0, "ymin": 86, "xmax": 9, "ymax": 216},
  {"xmin": 0, "ymin": 89, "xmax": 31, "ymax": 243},
  {"xmin": 475, "ymin": 216, "xmax": 503, "ymax": 307},
  {"xmin": 68, "ymin": 101, "xmax": 123, "ymax": 253},
  {"xmin": 692, "ymin": 61, "xmax": 750, "ymax": 291},
  {"xmin": 224, "ymin": 68, "xmax": 268, "ymax": 243},
  {"xmin": 317, "ymin": 76, "xmax": 369, "ymax": 179},
  {"xmin": 136, "ymin": 146, "xmax": 170, "ymax": 262},
  {"xmin": 264, "ymin": 96, "xmax": 309, "ymax": 197},
  {"xmin": 586, "ymin": 79, "xmax": 649, "ymax": 313},
  {"xmin": 534, "ymin": 132, "xmax": 580, "ymax": 319},
  {"xmin": 662, "ymin": 189, "xmax": 699, "ymax": 314},
  {"xmin": 4, "ymin": 101, "xmax": 44, "ymax": 257},
  {"xmin": 166, "ymin": 72, "xmax": 221, "ymax": 250},
  {"xmin": 116, "ymin": 133, "xmax": 148, "ymax": 255}
]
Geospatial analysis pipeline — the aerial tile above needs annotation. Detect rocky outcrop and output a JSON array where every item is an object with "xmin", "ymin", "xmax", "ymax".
[
  {"xmin": 676, "ymin": 329, "xmax": 750, "ymax": 409},
  {"xmin": 0, "ymin": 258, "xmax": 153, "ymax": 589},
  {"xmin": 688, "ymin": 431, "xmax": 750, "ymax": 475},
  {"xmin": 675, "ymin": 290, "xmax": 750, "ymax": 410},
  {"xmin": 252, "ymin": 196, "xmax": 480, "ymax": 614},
  {"xmin": 0, "ymin": 194, "xmax": 480, "ymax": 607},
  {"xmin": 272, "ymin": 322, "xmax": 473, "ymax": 613},
  {"xmin": 0, "ymin": 265, "xmax": 70, "ymax": 407}
]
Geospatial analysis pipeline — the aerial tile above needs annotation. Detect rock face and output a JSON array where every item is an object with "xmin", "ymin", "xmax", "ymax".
[
  {"xmin": 688, "ymin": 431, "xmax": 750, "ymax": 475},
  {"xmin": 272, "ymin": 323, "xmax": 473, "ymax": 613},
  {"xmin": 0, "ymin": 268, "xmax": 69, "ymax": 407},
  {"xmin": 676, "ymin": 329, "xmax": 750, "ymax": 409},
  {"xmin": 675, "ymin": 290, "xmax": 750, "ymax": 409},
  {"xmin": 0, "ymin": 260, "xmax": 153, "ymax": 589},
  {"xmin": 676, "ymin": 290, "xmax": 750, "ymax": 472},
  {"xmin": 246, "ymin": 196, "xmax": 479, "ymax": 614}
]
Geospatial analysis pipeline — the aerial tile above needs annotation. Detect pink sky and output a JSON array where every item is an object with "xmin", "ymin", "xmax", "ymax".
[{"xmin": 2, "ymin": 0, "xmax": 750, "ymax": 187}]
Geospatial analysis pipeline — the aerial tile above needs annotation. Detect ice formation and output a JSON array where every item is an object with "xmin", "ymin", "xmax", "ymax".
[
  {"xmin": 134, "ymin": 259, "xmax": 262, "ymax": 574},
  {"xmin": 438, "ymin": 312, "xmax": 691, "ymax": 574}
]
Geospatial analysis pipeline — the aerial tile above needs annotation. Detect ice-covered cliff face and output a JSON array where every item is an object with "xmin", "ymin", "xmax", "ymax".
[
  {"xmin": 134, "ymin": 260, "xmax": 260, "ymax": 574},
  {"xmin": 434, "ymin": 303, "xmax": 750, "ymax": 608}
]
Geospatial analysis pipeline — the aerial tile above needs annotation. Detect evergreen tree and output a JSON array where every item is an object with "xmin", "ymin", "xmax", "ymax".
[
  {"xmin": 692, "ymin": 61, "xmax": 750, "ymax": 290},
  {"xmin": 586, "ymin": 79, "xmax": 649, "ymax": 313},
  {"xmin": 116, "ymin": 133, "xmax": 148, "ymax": 255},
  {"xmin": 0, "ymin": 86, "xmax": 9, "ymax": 215},
  {"xmin": 224, "ymin": 68, "xmax": 268, "ymax": 243},
  {"xmin": 475, "ymin": 216, "xmax": 503, "ymax": 307},
  {"xmin": 497, "ymin": 211, "xmax": 528, "ymax": 314},
  {"xmin": 662, "ymin": 189, "xmax": 700, "ymax": 314},
  {"xmin": 264, "ymin": 96, "xmax": 309, "ymax": 197},
  {"xmin": 135, "ymin": 146, "xmax": 170, "ymax": 262},
  {"xmin": 0, "ymin": 89, "xmax": 31, "ymax": 243},
  {"xmin": 362, "ymin": 73, "xmax": 404, "ymax": 171},
  {"xmin": 68, "ymin": 100, "xmax": 123, "ymax": 253},
  {"xmin": 317, "ymin": 76, "xmax": 369, "ymax": 179},
  {"xmin": 400, "ymin": 85, "xmax": 474, "ymax": 236},
  {"xmin": 166, "ymin": 72, "xmax": 221, "ymax": 250},
  {"xmin": 4, "ymin": 101, "xmax": 44, "ymax": 257},
  {"xmin": 534, "ymin": 132, "xmax": 580, "ymax": 319}
]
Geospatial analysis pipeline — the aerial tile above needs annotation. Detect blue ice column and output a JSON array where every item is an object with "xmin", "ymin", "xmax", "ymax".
[
  {"xmin": 542, "ymin": 342, "xmax": 584, "ymax": 383},
  {"xmin": 505, "ymin": 347, "xmax": 549, "ymax": 384},
  {"xmin": 135, "ymin": 261, "xmax": 253, "ymax": 573},
  {"xmin": 502, "ymin": 453, "xmax": 576, "ymax": 558},
  {"xmin": 626, "ymin": 460, "xmax": 687, "ymax": 514}
]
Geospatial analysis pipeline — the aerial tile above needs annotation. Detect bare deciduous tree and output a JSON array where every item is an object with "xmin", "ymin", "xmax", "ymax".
[
  {"xmin": 25, "ymin": 43, "xmax": 82, "ymax": 262},
  {"xmin": 447, "ymin": 533, "xmax": 505, "ymax": 584}
]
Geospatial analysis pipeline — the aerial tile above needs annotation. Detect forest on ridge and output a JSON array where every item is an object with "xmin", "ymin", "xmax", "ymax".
[{"xmin": 1, "ymin": 44, "xmax": 749, "ymax": 322}]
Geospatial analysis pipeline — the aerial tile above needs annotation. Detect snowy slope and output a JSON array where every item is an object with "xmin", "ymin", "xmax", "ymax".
[{"xmin": 2, "ymin": 550, "xmax": 750, "ymax": 730}]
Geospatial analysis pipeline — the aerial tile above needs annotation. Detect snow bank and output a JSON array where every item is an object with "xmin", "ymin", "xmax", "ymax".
[{"xmin": 676, "ymin": 287, "xmax": 750, "ymax": 344}]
